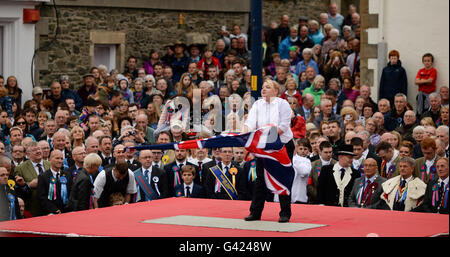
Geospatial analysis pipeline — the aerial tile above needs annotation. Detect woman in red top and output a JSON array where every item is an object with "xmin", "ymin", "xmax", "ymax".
[{"xmin": 280, "ymin": 77, "xmax": 303, "ymax": 106}]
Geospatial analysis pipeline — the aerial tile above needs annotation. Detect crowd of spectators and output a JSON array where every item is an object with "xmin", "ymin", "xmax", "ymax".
[{"xmin": 0, "ymin": 3, "xmax": 448, "ymax": 221}]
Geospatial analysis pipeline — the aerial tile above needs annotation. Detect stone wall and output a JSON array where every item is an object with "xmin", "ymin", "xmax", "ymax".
[
  {"xmin": 263, "ymin": 0, "xmax": 327, "ymax": 26},
  {"xmin": 35, "ymin": 0, "xmax": 327, "ymax": 89}
]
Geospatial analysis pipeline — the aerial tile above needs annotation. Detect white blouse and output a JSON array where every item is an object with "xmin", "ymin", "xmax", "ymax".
[{"xmin": 244, "ymin": 97, "xmax": 293, "ymax": 143}]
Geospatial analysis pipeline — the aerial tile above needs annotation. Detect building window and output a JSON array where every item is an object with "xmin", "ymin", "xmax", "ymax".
[
  {"xmin": 89, "ymin": 31, "xmax": 126, "ymax": 73},
  {"xmin": 94, "ymin": 44, "xmax": 117, "ymax": 71}
]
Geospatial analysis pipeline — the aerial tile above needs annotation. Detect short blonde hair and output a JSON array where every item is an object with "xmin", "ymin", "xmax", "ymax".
[
  {"xmin": 313, "ymin": 75, "xmax": 325, "ymax": 85},
  {"xmin": 263, "ymin": 79, "xmax": 281, "ymax": 96},
  {"xmin": 84, "ymin": 153, "xmax": 102, "ymax": 170},
  {"xmin": 70, "ymin": 126, "xmax": 85, "ymax": 140}
]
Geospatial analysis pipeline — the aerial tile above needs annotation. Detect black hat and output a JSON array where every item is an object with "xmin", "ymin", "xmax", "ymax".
[
  {"xmin": 336, "ymin": 144, "xmax": 356, "ymax": 156},
  {"xmin": 86, "ymin": 98, "xmax": 99, "ymax": 107}
]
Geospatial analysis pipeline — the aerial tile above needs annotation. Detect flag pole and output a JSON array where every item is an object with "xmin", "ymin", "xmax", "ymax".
[{"xmin": 250, "ymin": 0, "xmax": 262, "ymax": 99}]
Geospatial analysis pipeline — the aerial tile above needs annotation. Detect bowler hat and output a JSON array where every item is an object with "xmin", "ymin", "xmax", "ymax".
[{"xmin": 336, "ymin": 144, "xmax": 356, "ymax": 156}]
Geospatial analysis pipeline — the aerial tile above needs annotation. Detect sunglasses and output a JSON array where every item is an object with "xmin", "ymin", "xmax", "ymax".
[{"xmin": 16, "ymin": 122, "xmax": 26, "ymax": 125}]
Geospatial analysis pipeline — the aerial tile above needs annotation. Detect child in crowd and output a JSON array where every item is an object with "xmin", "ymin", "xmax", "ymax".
[
  {"xmin": 415, "ymin": 53, "xmax": 437, "ymax": 116},
  {"xmin": 174, "ymin": 165, "xmax": 205, "ymax": 198}
]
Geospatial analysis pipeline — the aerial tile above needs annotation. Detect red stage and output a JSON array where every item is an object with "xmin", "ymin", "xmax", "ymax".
[{"xmin": 0, "ymin": 198, "xmax": 448, "ymax": 237}]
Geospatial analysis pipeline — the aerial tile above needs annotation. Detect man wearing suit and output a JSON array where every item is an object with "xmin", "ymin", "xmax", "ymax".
[
  {"xmin": 356, "ymin": 130, "xmax": 382, "ymax": 169},
  {"xmin": 0, "ymin": 167, "xmax": 22, "ymax": 221},
  {"xmin": 200, "ymin": 148, "xmax": 222, "ymax": 186},
  {"xmin": 14, "ymin": 141, "xmax": 51, "ymax": 217},
  {"xmin": 155, "ymin": 131, "xmax": 175, "ymax": 165},
  {"xmin": 65, "ymin": 146, "xmax": 86, "ymax": 183},
  {"xmin": 307, "ymin": 141, "xmax": 336, "ymax": 204},
  {"xmin": 124, "ymin": 141, "xmax": 141, "ymax": 171},
  {"xmin": 164, "ymin": 149, "xmax": 199, "ymax": 197},
  {"xmin": 414, "ymin": 137, "xmax": 439, "ymax": 184},
  {"xmin": 134, "ymin": 150, "xmax": 168, "ymax": 201},
  {"xmin": 37, "ymin": 150, "xmax": 72, "ymax": 215},
  {"xmin": 348, "ymin": 158, "xmax": 387, "ymax": 209},
  {"xmin": 298, "ymin": 93, "xmax": 315, "ymax": 121},
  {"xmin": 318, "ymin": 144, "xmax": 360, "ymax": 207},
  {"xmin": 174, "ymin": 165, "xmax": 205, "ymax": 198},
  {"xmin": 38, "ymin": 119, "xmax": 57, "ymax": 147},
  {"xmin": 68, "ymin": 153, "xmax": 102, "ymax": 211},
  {"xmin": 98, "ymin": 135, "xmax": 114, "ymax": 167},
  {"xmin": 379, "ymin": 157, "xmax": 426, "ymax": 212},
  {"xmin": 204, "ymin": 147, "xmax": 247, "ymax": 200},
  {"xmin": 413, "ymin": 157, "xmax": 449, "ymax": 214},
  {"xmin": 376, "ymin": 141, "xmax": 402, "ymax": 179}
]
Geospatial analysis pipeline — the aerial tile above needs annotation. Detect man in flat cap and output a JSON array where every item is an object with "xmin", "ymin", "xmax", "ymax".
[{"xmin": 77, "ymin": 73, "xmax": 97, "ymax": 106}]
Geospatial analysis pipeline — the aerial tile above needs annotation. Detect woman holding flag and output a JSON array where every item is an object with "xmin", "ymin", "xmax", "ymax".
[{"xmin": 242, "ymin": 78, "xmax": 295, "ymax": 223}]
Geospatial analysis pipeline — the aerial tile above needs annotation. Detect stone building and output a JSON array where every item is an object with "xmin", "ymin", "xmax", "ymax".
[{"xmin": 32, "ymin": 0, "xmax": 329, "ymax": 93}]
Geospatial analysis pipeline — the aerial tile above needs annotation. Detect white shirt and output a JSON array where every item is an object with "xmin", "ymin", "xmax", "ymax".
[
  {"xmin": 352, "ymin": 155, "xmax": 365, "ymax": 170},
  {"xmin": 152, "ymin": 161, "xmax": 162, "ymax": 168},
  {"xmin": 141, "ymin": 166, "xmax": 153, "ymax": 184},
  {"xmin": 288, "ymin": 155, "xmax": 311, "ymax": 203},
  {"xmin": 31, "ymin": 160, "xmax": 45, "ymax": 176},
  {"xmin": 184, "ymin": 182, "xmax": 194, "ymax": 195},
  {"xmin": 189, "ymin": 157, "xmax": 212, "ymax": 168},
  {"xmin": 438, "ymin": 177, "xmax": 449, "ymax": 188},
  {"xmin": 386, "ymin": 149, "xmax": 399, "ymax": 171},
  {"xmin": 245, "ymin": 97, "xmax": 293, "ymax": 143},
  {"xmin": 50, "ymin": 168, "xmax": 60, "ymax": 179},
  {"xmin": 425, "ymin": 156, "xmax": 437, "ymax": 174},
  {"xmin": 320, "ymin": 156, "xmax": 331, "ymax": 166},
  {"xmin": 93, "ymin": 169, "xmax": 137, "ymax": 198}
]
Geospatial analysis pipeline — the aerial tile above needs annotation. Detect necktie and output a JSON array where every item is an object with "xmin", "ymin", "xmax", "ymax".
[
  {"xmin": 127, "ymin": 160, "xmax": 132, "ymax": 166},
  {"xmin": 198, "ymin": 161, "xmax": 202, "ymax": 170},
  {"xmin": 400, "ymin": 179, "xmax": 406, "ymax": 189},
  {"xmin": 105, "ymin": 157, "xmax": 110, "ymax": 165},
  {"xmin": 185, "ymin": 186, "xmax": 191, "ymax": 198},
  {"xmin": 36, "ymin": 163, "xmax": 44, "ymax": 175},
  {"xmin": 340, "ymin": 168, "xmax": 345, "ymax": 180},
  {"xmin": 56, "ymin": 172, "xmax": 60, "ymax": 181},
  {"xmin": 179, "ymin": 163, "xmax": 184, "ymax": 170},
  {"xmin": 439, "ymin": 182, "xmax": 445, "ymax": 200},
  {"xmin": 225, "ymin": 166, "xmax": 230, "ymax": 175},
  {"xmin": 144, "ymin": 169, "xmax": 149, "ymax": 183},
  {"xmin": 154, "ymin": 163, "xmax": 159, "ymax": 168}
]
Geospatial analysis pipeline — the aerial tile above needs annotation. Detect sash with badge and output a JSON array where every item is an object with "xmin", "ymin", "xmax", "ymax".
[
  {"xmin": 432, "ymin": 182, "xmax": 448, "ymax": 211},
  {"xmin": 248, "ymin": 160, "xmax": 257, "ymax": 182},
  {"xmin": 48, "ymin": 174, "xmax": 68, "ymax": 205},
  {"xmin": 355, "ymin": 178, "xmax": 378, "ymax": 207},
  {"xmin": 134, "ymin": 169, "xmax": 159, "ymax": 201},
  {"xmin": 210, "ymin": 165, "xmax": 238, "ymax": 200},
  {"xmin": 7, "ymin": 180, "xmax": 17, "ymax": 220},
  {"xmin": 420, "ymin": 164, "xmax": 436, "ymax": 181}
]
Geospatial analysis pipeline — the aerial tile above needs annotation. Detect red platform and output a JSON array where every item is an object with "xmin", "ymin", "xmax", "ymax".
[{"xmin": 0, "ymin": 198, "xmax": 448, "ymax": 237}]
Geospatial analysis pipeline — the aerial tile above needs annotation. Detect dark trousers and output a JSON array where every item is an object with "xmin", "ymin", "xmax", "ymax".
[{"xmin": 249, "ymin": 139, "xmax": 295, "ymax": 218}]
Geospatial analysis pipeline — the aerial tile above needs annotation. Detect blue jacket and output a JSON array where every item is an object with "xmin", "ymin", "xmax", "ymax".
[
  {"xmin": 278, "ymin": 36, "xmax": 298, "ymax": 59},
  {"xmin": 379, "ymin": 60, "xmax": 408, "ymax": 101}
]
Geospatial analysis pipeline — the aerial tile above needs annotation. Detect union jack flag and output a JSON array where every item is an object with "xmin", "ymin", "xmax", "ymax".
[{"xmin": 130, "ymin": 126, "xmax": 295, "ymax": 196}]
